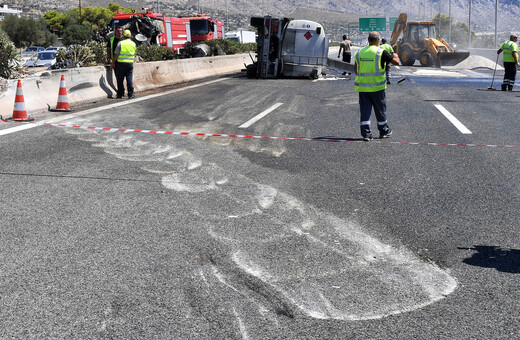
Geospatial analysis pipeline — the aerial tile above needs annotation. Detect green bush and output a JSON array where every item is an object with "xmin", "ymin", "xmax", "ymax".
[
  {"xmin": 136, "ymin": 44, "xmax": 174, "ymax": 61},
  {"xmin": 65, "ymin": 45, "xmax": 93, "ymax": 66},
  {"xmin": 87, "ymin": 41, "xmax": 107, "ymax": 64},
  {"xmin": 0, "ymin": 29, "xmax": 22, "ymax": 78},
  {"xmin": 182, "ymin": 39, "xmax": 257, "ymax": 57}
]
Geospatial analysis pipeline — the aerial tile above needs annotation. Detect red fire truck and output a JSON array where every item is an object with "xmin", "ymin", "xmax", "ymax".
[{"xmin": 109, "ymin": 9, "xmax": 225, "ymax": 52}]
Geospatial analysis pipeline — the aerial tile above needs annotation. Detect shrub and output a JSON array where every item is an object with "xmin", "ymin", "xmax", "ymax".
[
  {"xmin": 182, "ymin": 39, "xmax": 257, "ymax": 57},
  {"xmin": 87, "ymin": 41, "xmax": 107, "ymax": 65},
  {"xmin": 136, "ymin": 44, "xmax": 174, "ymax": 61},
  {"xmin": 0, "ymin": 29, "xmax": 22, "ymax": 78},
  {"xmin": 65, "ymin": 45, "xmax": 93, "ymax": 66}
]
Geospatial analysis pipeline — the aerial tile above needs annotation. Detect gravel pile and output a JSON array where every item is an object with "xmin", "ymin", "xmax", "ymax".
[{"xmin": 450, "ymin": 55, "xmax": 503, "ymax": 70}]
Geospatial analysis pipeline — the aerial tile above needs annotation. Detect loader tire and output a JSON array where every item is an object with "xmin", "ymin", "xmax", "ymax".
[
  {"xmin": 400, "ymin": 46, "xmax": 415, "ymax": 66},
  {"xmin": 419, "ymin": 52, "xmax": 433, "ymax": 67}
]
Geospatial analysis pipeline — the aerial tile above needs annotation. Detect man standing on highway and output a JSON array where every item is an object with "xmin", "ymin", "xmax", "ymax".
[
  {"xmin": 497, "ymin": 34, "xmax": 519, "ymax": 91},
  {"xmin": 111, "ymin": 29, "xmax": 137, "ymax": 99},
  {"xmin": 106, "ymin": 27, "xmax": 123, "ymax": 98},
  {"xmin": 380, "ymin": 38, "xmax": 394, "ymax": 84},
  {"xmin": 107, "ymin": 27, "xmax": 123, "ymax": 66},
  {"xmin": 338, "ymin": 35, "xmax": 352, "ymax": 63},
  {"xmin": 354, "ymin": 31, "xmax": 400, "ymax": 141}
]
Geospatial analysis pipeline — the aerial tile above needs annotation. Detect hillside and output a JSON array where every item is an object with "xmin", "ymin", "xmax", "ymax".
[{"xmin": 4, "ymin": 0, "xmax": 519, "ymax": 40}]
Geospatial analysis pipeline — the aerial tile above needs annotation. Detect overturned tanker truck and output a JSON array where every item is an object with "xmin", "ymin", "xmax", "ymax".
[{"xmin": 247, "ymin": 16, "xmax": 329, "ymax": 79}]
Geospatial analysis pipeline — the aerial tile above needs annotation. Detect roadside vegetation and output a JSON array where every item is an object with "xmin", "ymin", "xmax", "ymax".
[{"xmin": 0, "ymin": 2, "xmax": 256, "ymax": 79}]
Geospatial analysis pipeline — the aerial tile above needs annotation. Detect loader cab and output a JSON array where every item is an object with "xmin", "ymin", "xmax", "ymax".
[{"xmin": 405, "ymin": 23, "xmax": 436, "ymax": 47}]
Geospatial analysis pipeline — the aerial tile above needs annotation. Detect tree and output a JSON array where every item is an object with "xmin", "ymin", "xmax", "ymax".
[
  {"xmin": 43, "ymin": 10, "xmax": 74, "ymax": 36},
  {"xmin": 1, "ymin": 15, "xmax": 57, "ymax": 48},
  {"xmin": 62, "ymin": 24, "xmax": 92, "ymax": 46}
]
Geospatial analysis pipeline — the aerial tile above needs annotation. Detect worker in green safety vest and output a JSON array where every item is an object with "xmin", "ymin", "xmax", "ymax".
[
  {"xmin": 497, "ymin": 34, "xmax": 519, "ymax": 91},
  {"xmin": 111, "ymin": 29, "xmax": 137, "ymax": 99},
  {"xmin": 380, "ymin": 37, "xmax": 394, "ymax": 84},
  {"xmin": 354, "ymin": 31, "xmax": 400, "ymax": 141}
]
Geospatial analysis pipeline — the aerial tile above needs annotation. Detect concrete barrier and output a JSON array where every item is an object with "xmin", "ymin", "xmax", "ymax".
[{"xmin": 0, "ymin": 54, "xmax": 249, "ymax": 116}]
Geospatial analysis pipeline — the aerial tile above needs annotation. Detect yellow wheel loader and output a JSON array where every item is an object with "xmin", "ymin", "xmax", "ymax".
[{"xmin": 390, "ymin": 13, "xmax": 469, "ymax": 67}]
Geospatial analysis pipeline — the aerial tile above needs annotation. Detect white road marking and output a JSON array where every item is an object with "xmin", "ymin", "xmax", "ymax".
[
  {"xmin": 239, "ymin": 103, "xmax": 283, "ymax": 129},
  {"xmin": 0, "ymin": 123, "xmax": 38, "ymax": 136},
  {"xmin": 0, "ymin": 78, "xmax": 229, "ymax": 136},
  {"xmin": 434, "ymin": 104, "xmax": 472, "ymax": 134}
]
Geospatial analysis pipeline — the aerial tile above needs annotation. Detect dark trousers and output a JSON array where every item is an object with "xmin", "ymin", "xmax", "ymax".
[
  {"xmin": 115, "ymin": 62, "xmax": 134, "ymax": 97},
  {"xmin": 502, "ymin": 62, "xmax": 517, "ymax": 90},
  {"xmin": 342, "ymin": 52, "xmax": 351, "ymax": 63},
  {"xmin": 359, "ymin": 90, "xmax": 389, "ymax": 137}
]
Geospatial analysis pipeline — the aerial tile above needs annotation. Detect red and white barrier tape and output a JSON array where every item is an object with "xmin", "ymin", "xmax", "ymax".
[{"xmin": 2, "ymin": 120, "xmax": 520, "ymax": 149}]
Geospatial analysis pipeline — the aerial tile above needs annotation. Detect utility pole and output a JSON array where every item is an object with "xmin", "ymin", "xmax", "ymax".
[
  {"xmin": 79, "ymin": 0, "xmax": 82, "ymax": 21},
  {"xmin": 157, "ymin": 0, "xmax": 160, "ymax": 13}
]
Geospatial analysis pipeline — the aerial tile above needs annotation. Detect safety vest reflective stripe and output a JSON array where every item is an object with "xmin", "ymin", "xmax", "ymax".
[
  {"xmin": 355, "ymin": 46, "xmax": 387, "ymax": 92},
  {"xmin": 117, "ymin": 40, "xmax": 136, "ymax": 63}
]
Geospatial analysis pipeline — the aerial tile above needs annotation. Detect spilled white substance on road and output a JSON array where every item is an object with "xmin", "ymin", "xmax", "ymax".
[{"xmin": 64, "ymin": 124, "xmax": 457, "ymax": 322}]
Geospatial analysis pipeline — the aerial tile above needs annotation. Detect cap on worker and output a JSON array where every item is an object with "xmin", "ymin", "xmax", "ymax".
[{"xmin": 123, "ymin": 29, "xmax": 131, "ymax": 37}]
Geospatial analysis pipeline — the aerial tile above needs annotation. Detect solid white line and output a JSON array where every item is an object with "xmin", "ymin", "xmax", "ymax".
[
  {"xmin": 0, "ymin": 78, "xmax": 229, "ymax": 136},
  {"xmin": 0, "ymin": 123, "xmax": 38, "ymax": 136},
  {"xmin": 239, "ymin": 103, "xmax": 283, "ymax": 129},
  {"xmin": 434, "ymin": 104, "xmax": 472, "ymax": 134}
]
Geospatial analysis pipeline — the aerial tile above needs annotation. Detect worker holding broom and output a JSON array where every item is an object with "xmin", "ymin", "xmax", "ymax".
[{"xmin": 497, "ymin": 34, "xmax": 519, "ymax": 91}]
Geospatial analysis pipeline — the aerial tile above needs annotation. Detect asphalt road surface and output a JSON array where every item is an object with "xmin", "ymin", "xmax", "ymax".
[{"xmin": 0, "ymin": 65, "xmax": 519, "ymax": 339}]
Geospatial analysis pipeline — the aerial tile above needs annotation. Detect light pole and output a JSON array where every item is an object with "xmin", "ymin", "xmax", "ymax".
[
  {"xmin": 439, "ymin": 0, "xmax": 442, "ymax": 39},
  {"xmin": 448, "ymin": 0, "xmax": 452, "ymax": 44},
  {"xmin": 79, "ymin": 0, "xmax": 82, "ymax": 21},
  {"xmin": 495, "ymin": 0, "xmax": 498, "ymax": 48},
  {"xmin": 468, "ymin": 0, "xmax": 472, "ymax": 49}
]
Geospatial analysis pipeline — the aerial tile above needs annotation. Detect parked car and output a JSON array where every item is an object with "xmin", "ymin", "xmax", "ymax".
[
  {"xmin": 21, "ymin": 46, "xmax": 45, "ymax": 64},
  {"xmin": 45, "ymin": 46, "xmax": 64, "ymax": 52},
  {"xmin": 25, "ymin": 51, "xmax": 57, "ymax": 68},
  {"xmin": 23, "ymin": 46, "xmax": 45, "ymax": 54}
]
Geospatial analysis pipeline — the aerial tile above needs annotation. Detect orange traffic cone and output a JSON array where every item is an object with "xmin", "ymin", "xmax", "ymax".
[
  {"xmin": 10, "ymin": 80, "xmax": 33, "ymax": 121},
  {"xmin": 49, "ymin": 75, "xmax": 71, "ymax": 112}
]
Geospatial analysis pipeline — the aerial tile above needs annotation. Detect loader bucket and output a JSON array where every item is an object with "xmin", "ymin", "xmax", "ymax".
[{"xmin": 437, "ymin": 51, "xmax": 470, "ymax": 67}]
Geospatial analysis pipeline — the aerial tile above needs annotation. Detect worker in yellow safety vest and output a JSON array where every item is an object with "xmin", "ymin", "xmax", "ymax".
[
  {"xmin": 497, "ymin": 34, "xmax": 519, "ymax": 91},
  {"xmin": 380, "ymin": 37, "xmax": 394, "ymax": 84},
  {"xmin": 111, "ymin": 29, "xmax": 137, "ymax": 99},
  {"xmin": 354, "ymin": 31, "xmax": 400, "ymax": 141}
]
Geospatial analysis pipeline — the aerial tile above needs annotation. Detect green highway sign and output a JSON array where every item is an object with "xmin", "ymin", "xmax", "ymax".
[
  {"xmin": 359, "ymin": 17, "xmax": 387, "ymax": 32},
  {"xmin": 389, "ymin": 17, "xmax": 398, "ymax": 31}
]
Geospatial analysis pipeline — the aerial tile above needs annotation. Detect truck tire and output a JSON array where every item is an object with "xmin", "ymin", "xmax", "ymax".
[
  {"xmin": 419, "ymin": 52, "xmax": 433, "ymax": 67},
  {"xmin": 246, "ymin": 63, "xmax": 257, "ymax": 78},
  {"xmin": 400, "ymin": 46, "xmax": 415, "ymax": 66}
]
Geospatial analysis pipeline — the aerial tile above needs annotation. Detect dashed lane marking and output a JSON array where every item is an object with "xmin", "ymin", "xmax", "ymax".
[
  {"xmin": 239, "ymin": 103, "xmax": 283, "ymax": 129},
  {"xmin": 434, "ymin": 104, "xmax": 472, "ymax": 134}
]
